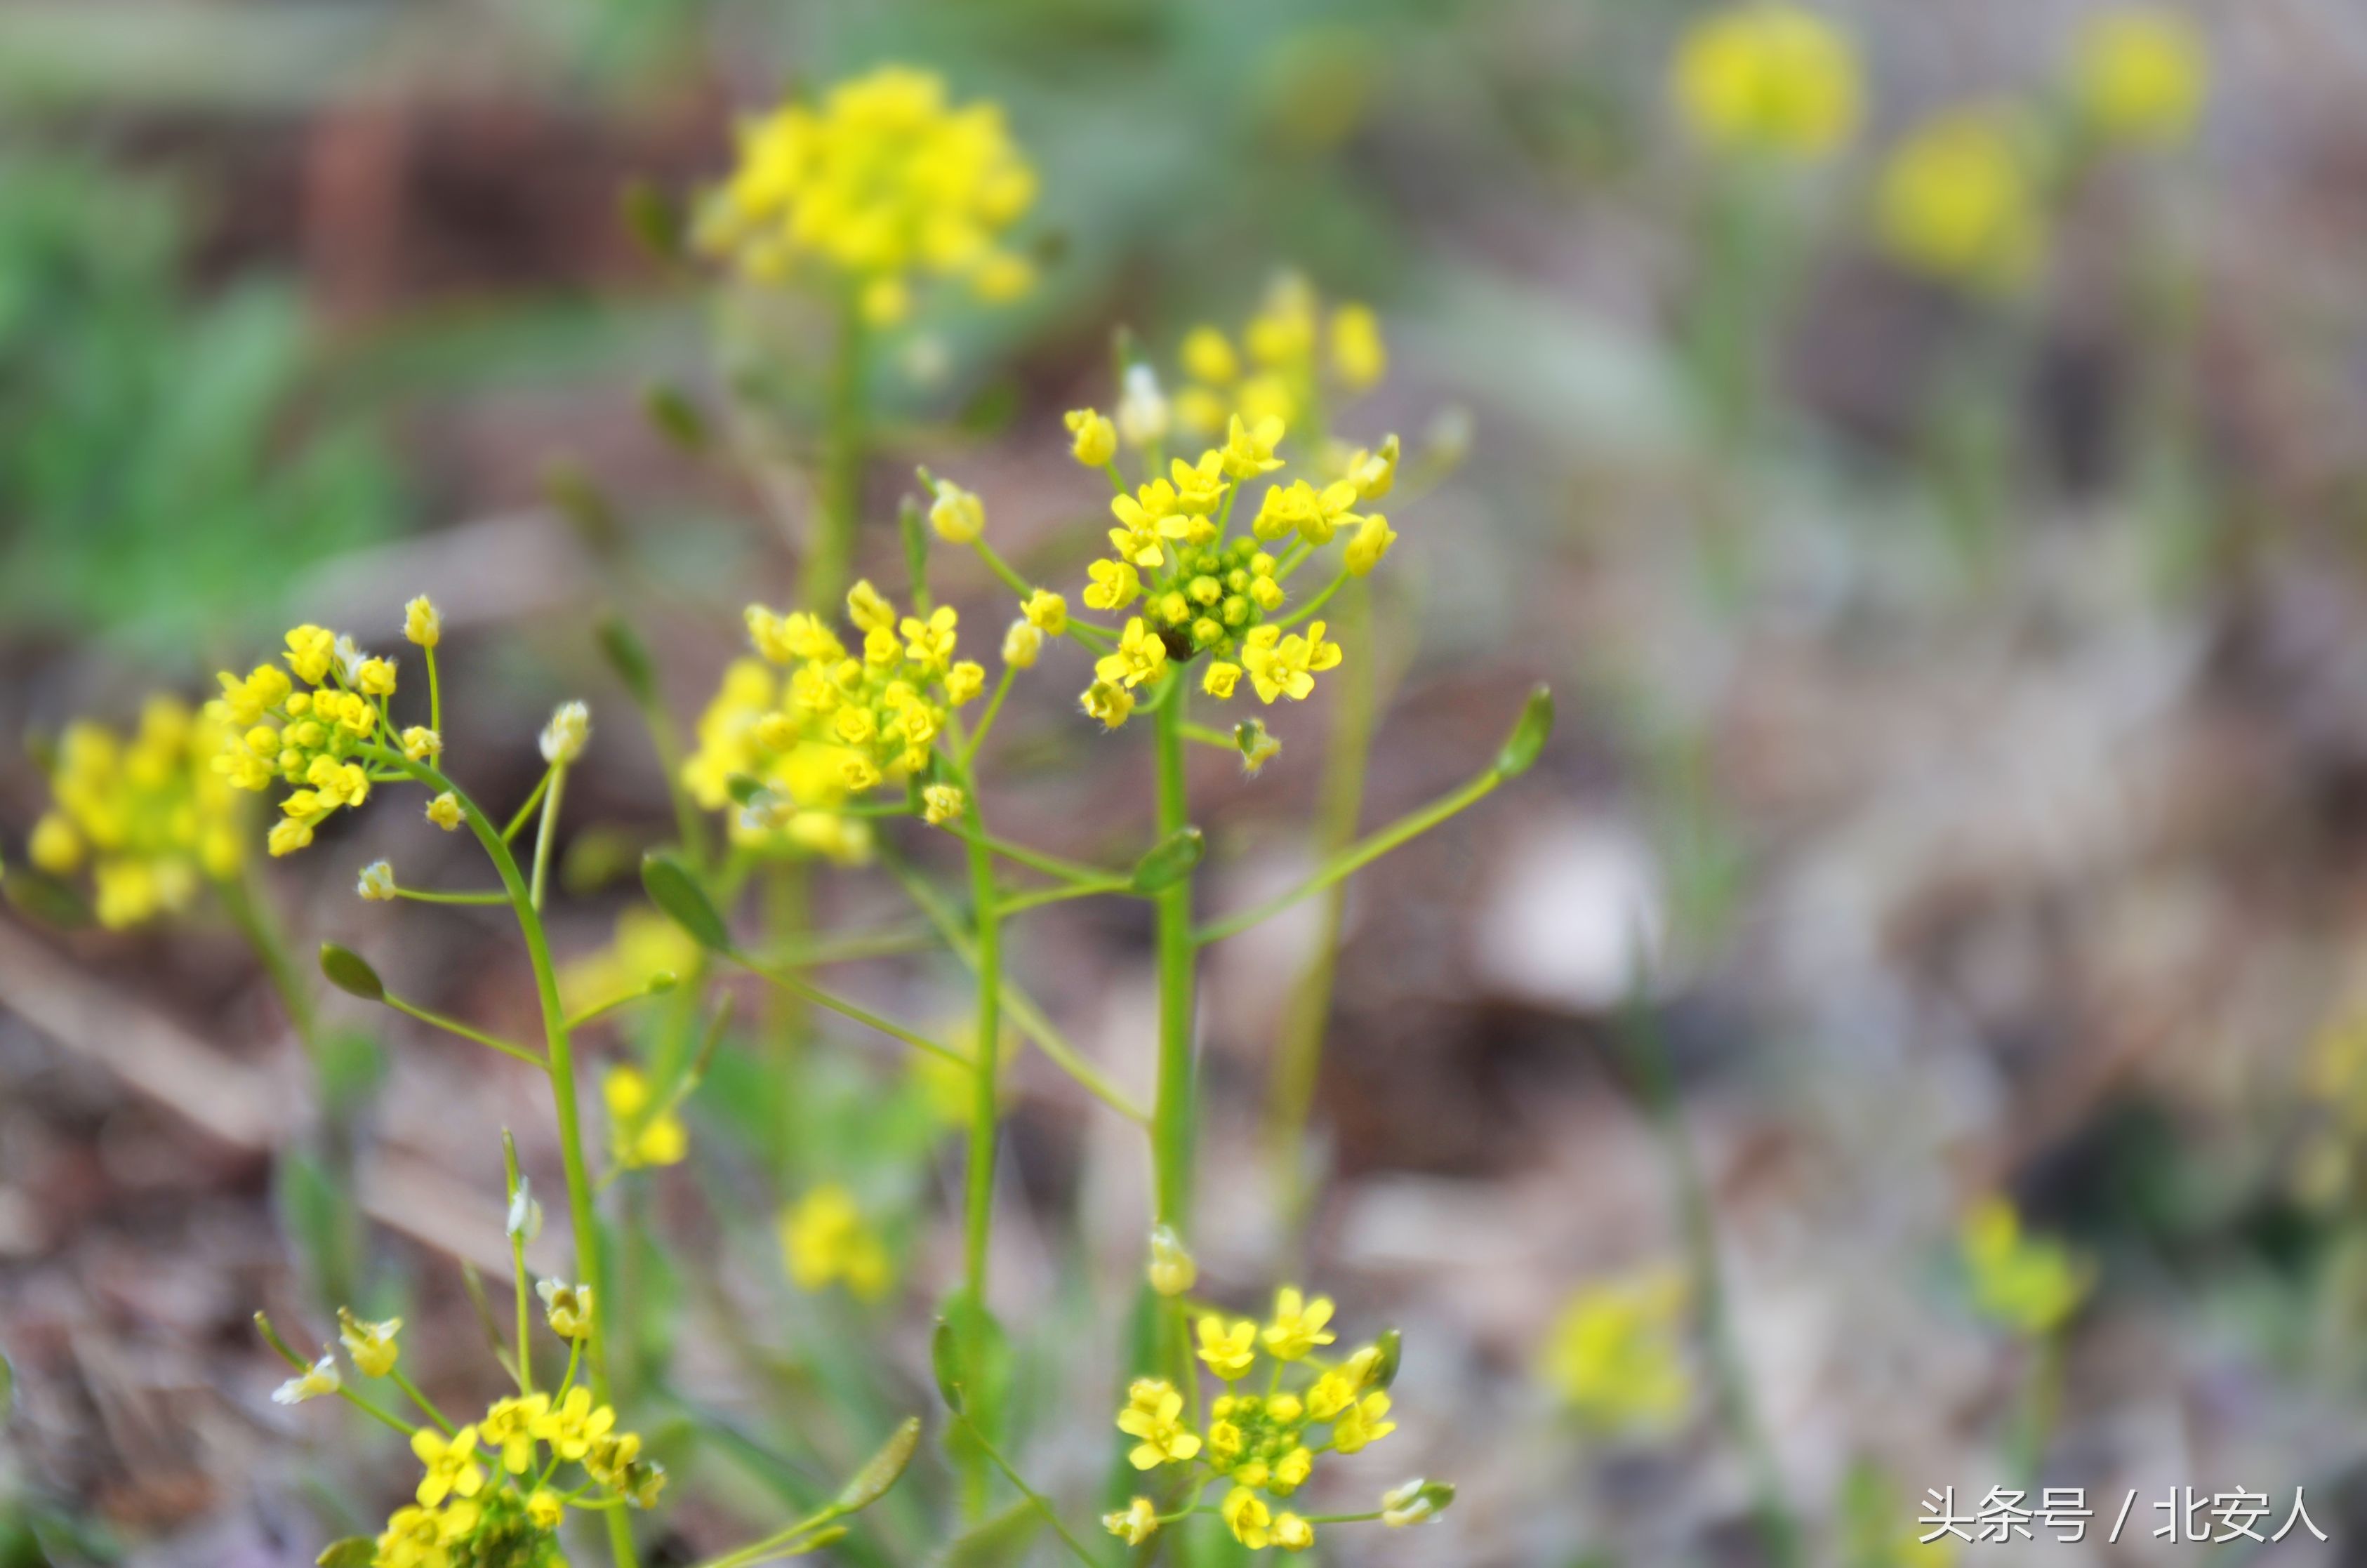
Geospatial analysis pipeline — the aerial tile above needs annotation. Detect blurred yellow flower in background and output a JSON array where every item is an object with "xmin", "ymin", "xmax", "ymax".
[
  {"xmin": 1876, "ymin": 104, "xmax": 2047, "ymax": 294},
  {"xmin": 1960, "ymin": 1197, "xmax": 2090, "ymax": 1336},
  {"xmin": 696, "ymin": 65, "xmax": 1037, "ymax": 324},
  {"xmin": 564, "ymin": 906, "xmax": 699, "ymax": 1018},
  {"xmin": 781, "ymin": 1183, "xmax": 892, "ymax": 1301},
  {"xmin": 1671, "ymin": 2, "xmax": 1862, "ymax": 161},
  {"xmin": 605, "ymin": 1065, "xmax": 689, "ymax": 1169},
  {"xmin": 1173, "ymin": 273, "xmax": 1388, "ymax": 439},
  {"xmin": 1541, "ymin": 1270, "xmax": 1692, "ymax": 1433},
  {"xmin": 29, "ymin": 696, "xmax": 245, "ymax": 928},
  {"xmin": 2072, "ymin": 7, "xmax": 2207, "ymax": 149}
]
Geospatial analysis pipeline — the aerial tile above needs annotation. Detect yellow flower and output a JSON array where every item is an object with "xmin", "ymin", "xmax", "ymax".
[
  {"xmin": 2073, "ymin": 7, "xmax": 2206, "ymax": 148},
  {"xmin": 1330, "ymin": 1391, "xmax": 1396, "ymax": 1453},
  {"xmin": 357, "ymin": 861, "xmax": 397, "ymax": 902},
  {"xmin": 1877, "ymin": 104, "xmax": 2046, "ymax": 294},
  {"xmin": 338, "ymin": 1308, "xmax": 402, "ymax": 1378},
  {"xmin": 1240, "ymin": 622, "xmax": 1343, "ymax": 705},
  {"xmin": 479, "ymin": 1394, "xmax": 548, "ymax": 1474},
  {"xmin": 605, "ymin": 1065, "xmax": 689, "ymax": 1169},
  {"xmin": 1197, "ymin": 1315, "xmax": 1259, "ymax": 1380},
  {"xmin": 696, "ymin": 67, "xmax": 1036, "ymax": 315},
  {"xmin": 34, "ymin": 698, "xmax": 247, "ymax": 925},
  {"xmin": 1221, "ymin": 1487, "xmax": 1273, "ymax": 1549},
  {"xmin": 1307, "ymin": 1346, "xmax": 1381, "ymax": 1420},
  {"xmin": 400, "ymin": 726, "xmax": 442, "ymax": 763},
  {"xmin": 357, "ymin": 658, "xmax": 398, "ymax": 698},
  {"xmin": 1002, "ymin": 620, "xmax": 1042, "ymax": 669},
  {"xmin": 426, "ymin": 792, "xmax": 463, "ymax": 830},
  {"xmin": 922, "ymin": 783, "xmax": 967, "ymax": 826},
  {"xmin": 1273, "ymin": 1512, "xmax": 1315, "ymax": 1552},
  {"xmin": 538, "ymin": 1277, "xmax": 595, "ymax": 1341},
  {"xmin": 1671, "ymin": 2, "xmax": 1862, "ymax": 159},
  {"xmin": 525, "ymin": 1489, "xmax": 564, "ymax": 1529},
  {"xmin": 1202, "ymin": 661, "xmax": 1242, "ymax": 700},
  {"xmin": 1181, "ymin": 326, "xmax": 1238, "ymax": 386},
  {"xmin": 1022, "ymin": 588, "xmax": 1068, "ymax": 634},
  {"xmin": 1148, "ymin": 1225, "xmax": 1195, "ymax": 1296},
  {"xmin": 945, "ymin": 660, "xmax": 986, "ymax": 705},
  {"xmin": 1117, "ymin": 1378, "xmax": 1202, "ymax": 1469},
  {"xmin": 1251, "ymin": 477, "xmax": 1361, "ymax": 546},
  {"xmin": 373, "ymin": 1501, "xmax": 479, "ymax": 1568},
  {"xmin": 528, "ymin": 1386, "xmax": 615, "ymax": 1462},
  {"xmin": 1082, "ymin": 560, "xmax": 1140, "ymax": 613},
  {"xmin": 403, "ymin": 594, "xmax": 442, "ymax": 648},
  {"xmin": 1094, "ymin": 618, "xmax": 1170, "ymax": 690},
  {"xmin": 1065, "ymin": 408, "xmax": 1118, "ymax": 467},
  {"xmin": 781, "ymin": 1183, "xmax": 893, "ymax": 1301},
  {"xmin": 1219, "ymin": 413, "xmax": 1287, "ymax": 479},
  {"xmin": 1080, "ymin": 679, "xmax": 1135, "ymax": 731},
  {"xmin": 1103, "ymin": 1496, "xmax": 1160, "ymax": 1546},
  {"xmin": 1342, "ymin": 432, "xmax": 1400, "ymax": 500},
  {"xmin": 1344, "ymin": 513, "xmax": 1397, "ymax": 576},
  {"xmin": 1542, "ymin": 1271, "xmax": 1692, "ymax": 1430},
  {"xmin": 272, "ymin": 1353, "xmax": 340, "ymax": 1406},
  {"xmin": 929, "ymin": 479, "xmax": 986, "ymax": 543},
  {"xmin": 1961, "ymin": 1198, "xmax": 2090, "ymax": 1337},
  {"xmin": 411, "ymin": 1424, "xmax": 486, "ymax": 1507},
  {"xmin": 1261, "ymin": 1287, "xmax": 1337, "ymax": 1361},
  {"xmin": 1330, "ymin": 304, "xmax": 1386, "ymax": 392}
]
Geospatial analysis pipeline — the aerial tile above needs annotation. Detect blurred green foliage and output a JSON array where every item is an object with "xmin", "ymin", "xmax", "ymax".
[{"xmin": 0, "ymin": 152, "xmax": 398, "ymax": 658}]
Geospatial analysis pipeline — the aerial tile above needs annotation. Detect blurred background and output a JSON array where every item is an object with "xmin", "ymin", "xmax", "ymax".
[{"xmin": 8, "ymin": 0, "xmax": 2367, "ymax": 1562}]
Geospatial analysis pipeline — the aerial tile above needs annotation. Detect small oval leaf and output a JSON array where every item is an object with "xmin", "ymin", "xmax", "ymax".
[
  {"xmin": 640, "ymin": 852, "xmax": 730, "ymax": 952},
  {"xmin": 835, "ymin": 1415, "xmax": 922, "ymax": 1512},
  {"xmin": 641, "ymin": 383, "xmax": 709, "ymax": 454},
  {"xmin": 930, "ymin": 1317, "xmax": 965, "ymax": 1414},
  {"xmin": 319, "ymin": 943, "xmax": 385, "ymax": 1002},
  {"xmin": 1369, "ymin": 1327, "xmax": 1403, "ymax": 1388},
  {"xmin": 1494, "ymin": 684, "xmax": 1554, "ymax": 778},
  {"xmin": 617, "ymin": 178, "xmax": 683, "ymax": 263},
  {"xmin": 1129, "ymin": 826, "xmax": 1205, "ymax": 894},
  {"xmin": 595, "ymin": 614, "xmax": 659, "ymax": 707}
]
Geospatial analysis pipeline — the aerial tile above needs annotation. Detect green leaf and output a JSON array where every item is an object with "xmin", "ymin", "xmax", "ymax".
[
  {"xmin": 317, "ymin": 943, "xmax": 384, "ymax": 1002},
  {"xmin": 639, "ymin": 851, "xmax": 730, "ymax": 952},
  {"xmin": 930, "ymin": 1317, "xmax": 965, "ymax": 1414},
  {"xmin": 317, "ymin": 1539, "xmax": 376, "ymax": 1567},
  {"xmin": 595, "ymin": 613, "xmax": 659, "ymax": 707},
  {"xmin": 640, "ymin": 383, "xmax": 708, "ymax": 454},
  {"xmin": 1128, "ymin": 826, "xmax": 1205, "ymax": 894},
  {"xmin": 1369, "ymin": 1327, "xmax": 1403, "ymax": 1388},
  {"xmin": 835, "ymin": 1415, "xmax": 922, "ymax": 1513},
  {"xmin": 927, "ymin": 1498, "xmax": 1041, "ymax": 1568},
  {"xmin": 1494, "ymin": 684, "xmax": 1554, "ymax": 778}
]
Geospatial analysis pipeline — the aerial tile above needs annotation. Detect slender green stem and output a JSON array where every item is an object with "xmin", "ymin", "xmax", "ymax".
[
  {"xmin": 1176, "ymin": 723, "xmax": 1239, "ymax": 752},
  {"xmin": 2006, "ymin": 1330, "xmax": 2066, "ymax": 1486},
  {"xmin": 425, "ymin": 645, "xmax": 442, "ymax": 736},
  {"xmin": 501, "ymin": 769, "xmax": 552, "ymax": 843},
  {"xmin": 1266, "ymin": 579, "xmax": 1374, "ymax": 1235},
  {"xmin": 1619, "ymin": 991, "xmax": 1800, "ymax": 1568},
  {"xmin": 530, "ymin": 763, "xmax": 569, "ymax": 912},
  {"xmin": 392, "ymin": 886, "xmax": 510, "ymax": 906},
  {"xmin": 962, "ymin": 795, "xmax": 1002, "ymax": 1302},
  {"xmin": 504, "ymin": 1131, "xmax": 533, "ymax": 1396},
  {"xmin": 222, "ymin": 867, "xmax": 318, "ymax": 1045},
  {"xmin": 384, "ymin": 995, "xmax": 547, "ymax": 1069},
  {"xmin": 1150, "ymin": 677, "xmax": 1196, "ymax": 1233},
  {"xmin": 362, "ymin": 745, "xmax": 637, "ymax": 1568},
  {"xmin": 994, "ymin": 880, "xmax": 1129, "ymax": 917},
  {"xmin": 877, "ymin": 849, "xmax": 1148, "ymax": 1123},
  {"xmin": 809, "ymin": 300, "xmax": 868, "ymax": 610},
  {"xmin": 1195, "ymin": 768, "xmax": 1501, "ymax": 945},
  {"xmin": 1271, "ymin": 569, "xmax": 1348, "ymax": 630},
  {"xmin": 943, "ymin": 825, "xmax": 1122, "ymax": 889},
  {"xmin": 963, "ymin": 664, "xmax": 1019, "ymax": 769},
  {"xmin": 390, "ymin": 1368, "xmax": 455, "ymax": 1435},
  {"xmin": 564, "ymin": 983, "xmax": 674, "ymax": 1033},
  {"xmin": 746, "ymin": 922, "xmax": 939, "ymax": 968},
  {"xmin": 955, "ymin": 1415, "xmax": 1106, "ymax": 1567},
  {"xmin": 734, "ymin": 957, "xmax": 969, "ymax": 1066}
]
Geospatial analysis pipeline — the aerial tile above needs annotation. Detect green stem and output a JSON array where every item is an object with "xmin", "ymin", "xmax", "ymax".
[
  {"xmin": 1195, "ymin": 766, "xmax": 1501, "ymax": 945},
  {"xmin": 504, "ymin": 1131, "xmax": 533, "ymax": 1396},
  {"xmin": 390, "ymin": 1368, "xmax": 455, "ymax": 1434},
  {"xmin": 962, "ymin": 795, "xmax": 1003, "ymax": 1303},
  {"xmin": 384, "ymin": 995, "xmax": 547, "ymax": 1070},
  {"xmin": 944, "ymin": 825, "xmax": 1123, "ymax": 889},
  {"xmin": 956, "ymin": 1416, "xmax": 1106, "ymax": 1567},
  {"xmin": 2006, "ymin": 1331, "xmax": 2065, "ymax": 1486},
  {"xmin": 365, "ymin": 746, "xmax": 637, "ymax": 1568},
  {"xmin": 994, "ymin": 881, "xmax": 1129, "ymax": 917},
  {"xmin": 531, "ymin": 763, "xmax": 569, "ymax": 912},
  {"xmin": 734, "ymin": 957, "xmax": 970, "ymax": 1066},
  {"xmin": 501, "ymin": 768, "xmax": 553, "ymax": 843},
  {"xmin": 1150, "ymin": 678, "xmax": 1196, "ymax": 1234},
  {"xmin": 962, "ymin": 664, "xmax": 1019, "ymax": 769},
  {"xmin": 810, "ymin": 300, "xmax": 868, "ymax": 610},
  {"xmin": 1620, "ymin": 992, "xmax": 1799, "ymax": 1568},
  {"xmin": 392, "ymin": 886, "xmax": 510, "ymax": 906}
]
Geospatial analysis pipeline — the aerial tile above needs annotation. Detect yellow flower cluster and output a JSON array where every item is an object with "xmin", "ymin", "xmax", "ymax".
[
  {"xmin": 27, "ymin": 697, "xmax": 244, "ymax": 928},
  {"xmin": 696, "ymin": 65, "xmax": 1037, "ymax": 325},
  {"xmin": 2072, "ymin": 6, "xmax": 2206, "ymax": 149},
  {"xmin": 211, "ymin": 620, "xmax": 431, "ymax": 856},
  {"xmin": 604, "ymin": 1065, "xmax": 689, "ymax": 1169},
  {"xmin": 683, "ymin": 580, "xmax": 983, "ymax": 835},
  {"xmin": 1671, "ymin": 2, "xmax": 1862, "ymax": 160},
  {"xmin": 1171, "ymin": 272, "xmax": 1386, "ymax": 440},
  {"xmin": 1876, "ymin": 105, "xmax": 2046, "ymax": 295},
  {"xmin": 1960, "ymin": 1197, "xmax": 2090, "ymax": 1337},
  {"xmin": 1539, "ymin": 1270, "xmax": 1693, "ymax": 1432},
  {"xmin": 2295, "ymin": 1013, "xmax": 2367, "ymax": 1206},
  {"xmin": 781, "ymin": 1182, "xmax": 893, "ymax": 1302},
  {"xmin": 1105, "ymin": 1287, "xmax": 1422, "ymax": 1555},
  {"xmin": 1050, "ymin": 408, "xmax": 1396, "ymax": 729},
  {"xmin": 373, "ymin": 1386, "xmax": 659, "ymax": 1567}
]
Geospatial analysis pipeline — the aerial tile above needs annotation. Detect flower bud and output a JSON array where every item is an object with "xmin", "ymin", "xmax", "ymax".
[{"xmin": 1148, "ymin": 1225, "xmax": 1196, "ymax": 1297}]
